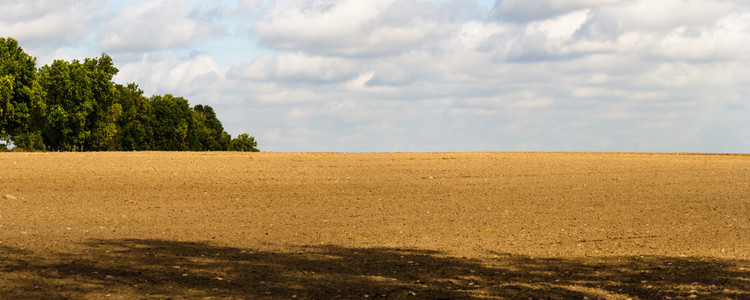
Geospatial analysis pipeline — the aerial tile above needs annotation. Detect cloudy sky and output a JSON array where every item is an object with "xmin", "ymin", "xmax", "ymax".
[{"xmin": 2, "ymin": 0, "xmax": 749, "ymax": 152}]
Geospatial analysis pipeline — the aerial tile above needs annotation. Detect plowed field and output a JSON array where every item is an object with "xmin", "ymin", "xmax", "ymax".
[{"xmin": 1, "ymin": 152, "xmax": 749, "ymax": 299}]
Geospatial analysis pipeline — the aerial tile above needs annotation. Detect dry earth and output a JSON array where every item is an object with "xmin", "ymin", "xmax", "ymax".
[{"xmin": 1, "ymin": 152, "xmax": 748, "ymax": 299}]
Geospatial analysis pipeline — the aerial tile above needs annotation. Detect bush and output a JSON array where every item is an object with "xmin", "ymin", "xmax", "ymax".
[
  {"xmin": 14, "ymin": 131, "xmax": 45, "ymax": 151},
  {"xmin": 231, "ymin": 133, "xmax": 259, "ymax": 152}
]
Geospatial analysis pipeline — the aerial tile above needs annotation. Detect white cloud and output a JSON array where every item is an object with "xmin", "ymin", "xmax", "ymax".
[
  {"xmin": 493, "ymin": 0, "xmax": 622, "ymax": 23},
  {"xmin": 207, "ymin": 0, "xmax": 750, "ymax": 151},
  {"xmin": 228, "ymin": 52, "xmax": 361, "ymax": 83},
  {"xmin": 253, "ymin": 0, "xmax": 461, "ymax": 57},
  {"xmin": 449, "ymin": 21, "xmax": 508, "ymax": 51},
  {"xmin": 115, "ymin": 53, "xmax": 222, "ymax": 98},
  {"xmin": 100, "ymin": 0, "xmax": 222, "ymax": 52},
  {"xmin": 607, "ymin": 0, "xmax": 734, "ymax": 31},
  {"xmin": 653, "ymin": 12, "xmax": 750, "ymax": 61},
  {"xmin": 504, "ymin": 9, "xmax": 591, "ymax": 61},
  {"xmin": 0, "ymin": 0, "xmax": 103, "ymax": 49},
  {"xmin": 573, "ymin": 0, "xmax": 737, "ymax": 43}
]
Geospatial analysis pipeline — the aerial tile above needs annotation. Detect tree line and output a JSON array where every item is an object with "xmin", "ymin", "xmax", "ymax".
[{"xmin": 0, "ymin": 37, "xmax": 258, "ymax": 152}]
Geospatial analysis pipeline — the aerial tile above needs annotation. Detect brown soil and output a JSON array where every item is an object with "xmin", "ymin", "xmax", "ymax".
[{"xmin": 1, "ymin": 152, "xmax": 748, "ymax": 299}]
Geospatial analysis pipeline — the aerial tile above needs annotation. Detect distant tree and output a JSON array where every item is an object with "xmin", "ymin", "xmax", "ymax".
[
  {"xmin": 83, "ymin": 54, "xmax": 121, "ymax": 151},
  {"xmin": 38, "ymin": 56, "xmax": 119, "ymax": 151},
  {"xmin": 0, "ymin": 74, "xmax": 13, "ymax": 141},
  {"xmin": 13, "ymin": 130, "xmax": 45, "ymax": 150},
  {"xmin": 231, "ymin": 133, "xmax": 259, "ymax": 152},
  {"xmin": 192, "ymin": 104, "xmax": 231, "ymax": 151},
  {"xmin": 114, "ymin": 83, "xmax": 152, "ymax": 150},
  {"xmin": 38, "ymin": 59, "xmax": 87, "ymax": 151},
  {"xmin": 1, "ymin": 37, "xmax": 260, "ymax": 152},
  {"xmin": 0, "ymin": 37, "xmax": 45, "ymax": 149},
  {"xmin": 148, "ymin": 94, "xmax": 195, "ymax": 151}
]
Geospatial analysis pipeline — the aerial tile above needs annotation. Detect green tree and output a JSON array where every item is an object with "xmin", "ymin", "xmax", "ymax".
[
  {"xmin": 114, "ymin": 83, "xmax": 152, "ymax": 150},
  {"xmin": 231, "ymin": 133, "xmax": 259, "ymax": 152},
  {"xmin": 2, "ymin": 38, "xmax": 260, "ymax": 152},
  {"xmin": 0, "ymin": 74, "xmax": 13, "ymax": 140},
  {"xmin": 0, "ymin": 37, "xmax": 44, "ymax": 148},
  {"xmin": 83, "ymin": 54, "xmax": 120, "ymax": 151},
  {"xmin": 13, "ymin": 130, "xmax": 45, "ymax": 150},
  {"xmin": 38, "ymin": 54, "xmax": 119, "ymax": 151},
  {"xmin": 38, "ymin": 60, "xmax": 93, "ymax": 151},
  {"xmin": 192, "ymin": 104, "xmax": 231, "ymax": 151},
  {"xmin": 148, "ymin": 94, "xmax": 195, "ymax": 151}
]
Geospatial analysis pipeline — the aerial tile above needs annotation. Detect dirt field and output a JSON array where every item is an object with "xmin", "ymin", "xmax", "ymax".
[{"xmin": 1, "ymin": 152, "xmax": 748, "ymax": 299}]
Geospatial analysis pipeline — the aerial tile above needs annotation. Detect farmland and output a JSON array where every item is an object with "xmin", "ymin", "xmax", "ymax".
[{"xmin": 1, "ymin": 152, "xmax": 749, "ymax": 299}]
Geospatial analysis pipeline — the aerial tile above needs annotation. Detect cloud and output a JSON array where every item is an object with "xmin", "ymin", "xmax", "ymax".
[
  {"xmin": 503, "ymin": 9, "xmax": 591, "ymax": 61},
  {"xmin": 0, "ymin": 0, "xmax": 103, "ymax": 50},
  {"xmin": 492, "ymin": 0, "xmax": 622, "ymax": 23},
  {"xmin": 227, "ymin": 52, "xmax": 361, "ymax": 83},
  {"xmin": 575, "ymin": 1, "xmax": 738, "ymax": 39},
  {"xmin": 253, "ymin": 0, "xmax": 464, "ymax": 57},
  {"xmin": 115, "ymin": 53, "xmax": 222, "ymax": 98},
  {"xmin": 100, "ymin": 0, "xmax": 223, "ymax": 53},
  {"xmin": 485, "ymin": 0, "xmax": 750, "ymax": 64},
  {"xmin": 651, "ymin": 12, "xmax": 750, "ymax": 62}
]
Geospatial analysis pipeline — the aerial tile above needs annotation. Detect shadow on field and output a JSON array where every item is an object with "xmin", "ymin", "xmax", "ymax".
[{"xmin": 1, "ymin": 239, "xmax": 748, "ymax": 299}]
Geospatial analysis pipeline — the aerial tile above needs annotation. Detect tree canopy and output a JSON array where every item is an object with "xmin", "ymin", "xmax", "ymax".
[
  {"xmin": 0, "ymin": 37, "xmax": 259, "ymax": 152},
  {"xmin": 0, "ymin": 37, "xmax": 40, "ymax": 145}
]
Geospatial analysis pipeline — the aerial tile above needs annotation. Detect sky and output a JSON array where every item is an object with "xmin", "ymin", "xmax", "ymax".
[{"xmin": 2, "ymin": 0, "xmax": 749, "ymax": 152}]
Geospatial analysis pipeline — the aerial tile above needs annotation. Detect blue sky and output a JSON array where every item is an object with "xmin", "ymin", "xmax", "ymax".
[{"xmin": 2, "ymin": 0, "xmax": 749, "ymax": 152}]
